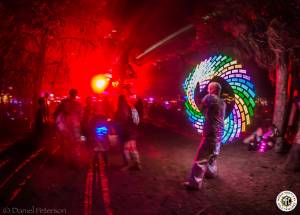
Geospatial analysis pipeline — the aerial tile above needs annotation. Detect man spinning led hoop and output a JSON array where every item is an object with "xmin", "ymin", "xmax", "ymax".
[
  {"xmin": 184, "ymin": 55, "xmax": 256, "ymax": 144},
  {"xmin": 183, "ymin": 54, "xmax": 256, "ymax": 190},
  {"xmin": 184, "ymin": 82, "xmax": 225, "ymax": 190}
]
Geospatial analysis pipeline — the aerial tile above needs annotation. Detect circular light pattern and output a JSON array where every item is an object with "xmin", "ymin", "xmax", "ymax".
[{"xmin": 183, "ymin": 54, "xmax": 256, "ymax": 144}]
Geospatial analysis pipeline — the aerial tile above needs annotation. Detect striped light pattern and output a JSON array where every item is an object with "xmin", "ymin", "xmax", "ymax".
[{"xmin": 183, "ymin": 55, "xmax": 256, "ymax": 143}]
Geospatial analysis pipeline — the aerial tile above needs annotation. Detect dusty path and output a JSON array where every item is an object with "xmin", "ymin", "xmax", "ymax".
[{"xmin": 0, "ymin": 124, "xmax": 299, "ymax": 215}]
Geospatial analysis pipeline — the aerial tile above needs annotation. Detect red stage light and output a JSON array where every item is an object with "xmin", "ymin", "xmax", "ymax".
[{"xmin": 91, "ymin": 74, "xmax": 110, "ymax": 93}]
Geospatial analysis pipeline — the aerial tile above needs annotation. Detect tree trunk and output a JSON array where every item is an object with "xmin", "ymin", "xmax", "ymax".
[
  {"xmin": 284, "ymin": 117, "xmax": 300, "ymax": 171},
  {"xmin": 273, "ymin": 51, "xmax": 289, "ymax": 153}
]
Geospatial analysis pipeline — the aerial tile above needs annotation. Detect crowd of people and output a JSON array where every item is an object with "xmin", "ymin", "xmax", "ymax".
[
  {"xmin": 34, "ymin": 85, "xmax": 223, "ymax": 190},
  {"xmin": 34, "ymin": 89, "xmax": 143, "ymax": 171},
  {"xmin": 31, "ymin": 84, "xmax": 300, "ymax": 191}
]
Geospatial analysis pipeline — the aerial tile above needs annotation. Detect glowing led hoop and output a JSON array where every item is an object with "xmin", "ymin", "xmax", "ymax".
[{"xmin": 183, "ymin": 54, "xmax": 256, "ymax": 143}]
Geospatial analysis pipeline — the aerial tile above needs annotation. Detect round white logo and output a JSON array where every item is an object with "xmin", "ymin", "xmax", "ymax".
[{"xmin": 276, "ymin": 190, "xmax": 297, "ymax": 212}]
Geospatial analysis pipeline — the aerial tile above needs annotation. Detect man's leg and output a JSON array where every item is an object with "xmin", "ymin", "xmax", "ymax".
[
  {"xmin": 205, "ymin": 156, "xmax": 218, "ymax": 178},
  {"xmin": 184, "ymin": 137, "xmax": 217, "ymax": 189},
  {"xmin": 186, "ymin": 160, "xmax": 208, "ymax": 189},
  {"xmin": 121, "ymin": 141, "xmax": 133, "ymax": 170},
  {"xmin": 122, "ymin": 140, "xmax": 141, "ymax": 170},
  {"xmin": 129, "ymin": 140, "xmax": 142, "ymax": 170}
]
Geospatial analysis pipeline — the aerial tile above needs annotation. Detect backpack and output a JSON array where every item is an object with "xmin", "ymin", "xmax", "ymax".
[{"xmin": 131, "ymin": 108, "xmax": 140, "ymax": 125}]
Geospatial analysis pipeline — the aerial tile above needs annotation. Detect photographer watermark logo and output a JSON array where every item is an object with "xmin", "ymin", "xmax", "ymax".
[{"xmin": 276, "ymin": 190, "xmax": 297, "ymax": 212}]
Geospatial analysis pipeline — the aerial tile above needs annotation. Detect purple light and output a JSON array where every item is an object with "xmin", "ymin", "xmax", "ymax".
[
  {"xmin": 259, "ymin": 130, "xmax": 273, "ymax": 152},
  {"xmin": 148, "ymin": 97, "xmax": 154, "ymax": 103}
]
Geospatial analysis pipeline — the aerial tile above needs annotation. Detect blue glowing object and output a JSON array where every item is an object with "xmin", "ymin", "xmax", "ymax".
[{"xmin": 96, "ymin": 126, "xmax": 108, "ymax": 136}]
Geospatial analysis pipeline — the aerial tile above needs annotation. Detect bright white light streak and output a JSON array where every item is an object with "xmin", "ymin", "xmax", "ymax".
[{"xmin": 135, "ymin": 24, "xmax": 193, "ymax": 60}]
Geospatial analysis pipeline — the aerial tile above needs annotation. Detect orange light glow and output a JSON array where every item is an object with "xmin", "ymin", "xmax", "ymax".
[
  {"xmin": 91, "ymin": 74, "xmax": 110, "ymax": 93},
  {"xmin": 112, "ymin": 81, "xmax": 119, "ymax": 88}
]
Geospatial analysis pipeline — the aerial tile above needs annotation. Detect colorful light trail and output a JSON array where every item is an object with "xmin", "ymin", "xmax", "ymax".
[{"xmin": 183, "ymin": 54, "xmax": 256, "ymax": 143}]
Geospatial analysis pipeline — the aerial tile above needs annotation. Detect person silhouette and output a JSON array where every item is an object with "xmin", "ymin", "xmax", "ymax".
[{"xmin": 184, "ymin": 82, "xmax": 226, "ymax": 190}]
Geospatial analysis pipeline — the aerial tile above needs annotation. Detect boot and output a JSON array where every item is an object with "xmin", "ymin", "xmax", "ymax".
[{"xmin": 184, "ymin": 161, "xmax": 207, "ymax": 190}]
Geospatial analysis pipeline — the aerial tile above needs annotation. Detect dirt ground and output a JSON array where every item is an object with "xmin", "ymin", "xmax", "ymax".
[{"xmin": 0, "ymin": 124, "xmax": 299, "ymax": 215}]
